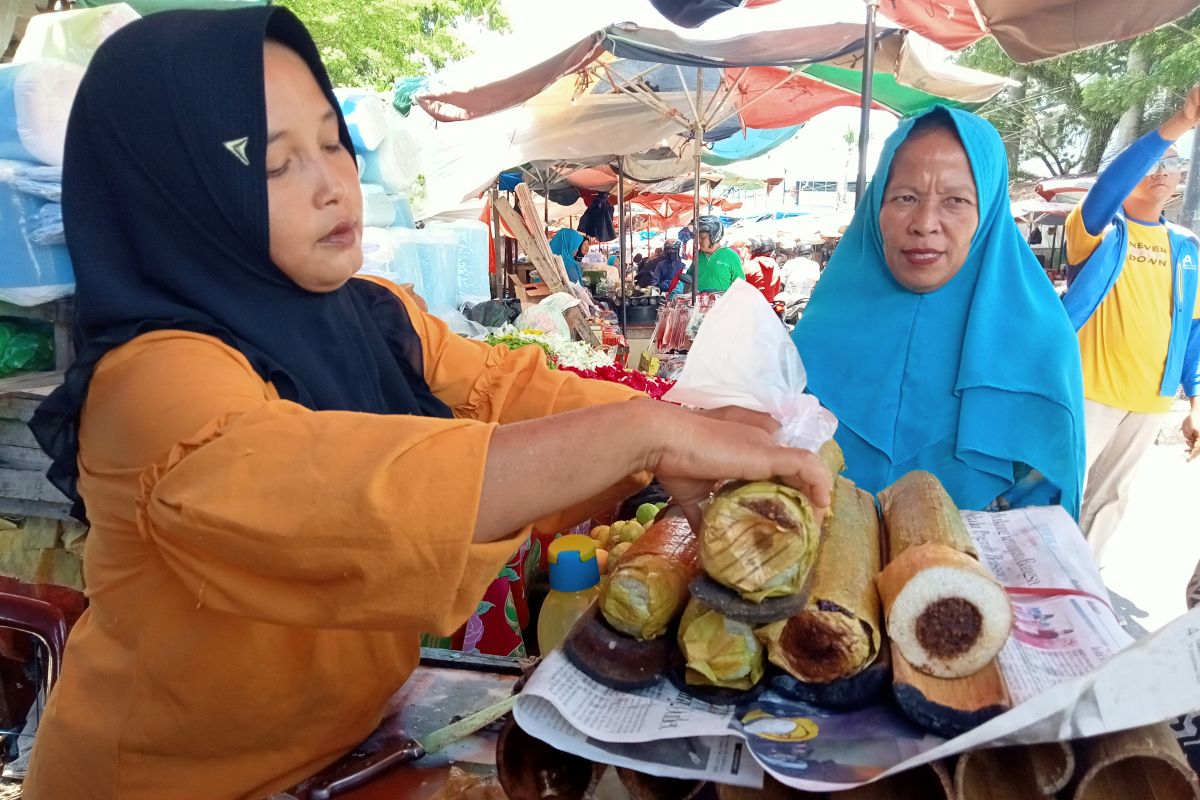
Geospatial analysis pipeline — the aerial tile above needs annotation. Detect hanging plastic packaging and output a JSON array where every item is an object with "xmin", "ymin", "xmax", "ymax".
[
  {"xmin": 0, "ymin": 182, "xmax": 75, "ymax": 306},
  {"xmin": 13, "ymin": 4, "xmax": 141, "ymax": 66},
  {"xmin": 663, "ymin": 281, "xmax": 837, "ymax": 452},
  {"xmin": 0, "ymin": 61, "xmax": 85, "ymax": 166}
]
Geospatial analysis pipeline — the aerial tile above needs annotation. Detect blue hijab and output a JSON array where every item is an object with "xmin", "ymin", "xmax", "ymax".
[
  {"xmin": 549, "ymin": 229, "xmax": 585, "ymax": 284},
  {"xmin": 792, "ymin": 107, "xmax": 1085, "ymax": 517}
]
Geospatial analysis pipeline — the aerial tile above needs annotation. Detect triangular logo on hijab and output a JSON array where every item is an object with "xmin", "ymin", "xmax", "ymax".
[{"xmin": 224, "ymin": 137, "xmax": 250, "ymax": 167}]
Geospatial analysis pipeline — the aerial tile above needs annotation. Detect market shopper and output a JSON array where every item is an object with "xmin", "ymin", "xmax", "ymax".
[
  {"xmin": 1061, "ymin": 86, "xmax": 1200, "ymax": 559},
  {"xmin": 24, "ymin": 10, "xmax": 833, "ymax": 800},
  {"xmin": 549, "ymin": 227, "xmax": 587, "ymax": 284},
  {"xmin": 656, "ymin": 239, "xmax": 688, "ymax": 292},
  {"xmin": 688, "ymin": 215, "xmax": 745, "ymax": 292},
  {"xmin": 794, "ymin": 106, "xmax": 1086, "ymax": 516},
  {"xmin": 743, "ymin": 236, "xmax": 782, "ymax": 301}
]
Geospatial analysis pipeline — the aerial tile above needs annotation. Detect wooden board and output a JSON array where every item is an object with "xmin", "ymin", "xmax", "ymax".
[
  {"xmin": 891, "ymin": 643, "xmax": 1012, "ymax": 739},
  {"xmin": 493, "ymin": 193, "xmax": 599, "ymax": 346}
]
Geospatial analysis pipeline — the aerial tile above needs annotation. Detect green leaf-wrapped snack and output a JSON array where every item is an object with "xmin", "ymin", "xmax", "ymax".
[
  {"xmin": 699, "ymin": 482, "xmax": 820, "ymax": 602},
  {"xmin": 677, "ymin": 598, "xmax": 764, "ymax": 691}
]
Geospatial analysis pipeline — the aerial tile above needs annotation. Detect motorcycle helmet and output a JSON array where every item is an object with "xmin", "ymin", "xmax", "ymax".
[
  {"xmin": 752, "ymin": 236, "xmax": 775, "ymax": 256},
  {"xmin": 696, "ymin": 215, "xmax": 724, "ymax": 246}
]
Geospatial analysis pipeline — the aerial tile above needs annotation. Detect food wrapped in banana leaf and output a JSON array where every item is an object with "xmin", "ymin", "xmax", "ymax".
[
  {"xmin": 698, "ymin": 440, "xmax": 841, "ymax": 603},
  {"xmin": 599, "ymin": 510, "xmax": 699, "ymax": 640},
  {"xmin": 758, "ymin": 477, "xmax": 883, "ymax": 684},
  {"xmin": 677, "ymin": 598, "xmax": 764, "ymax": 691}
]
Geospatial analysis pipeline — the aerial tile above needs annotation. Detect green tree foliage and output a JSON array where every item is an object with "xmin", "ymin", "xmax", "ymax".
[
  {"xmin": 279, "ymin": 0, "xmax": 507, "ymax": 90},
  {"xmin": 958, "ymin": 10, "xmax": 1200, "ymax": 178}
]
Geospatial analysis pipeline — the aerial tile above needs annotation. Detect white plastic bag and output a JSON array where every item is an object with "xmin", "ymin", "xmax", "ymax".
[
  {"xmin": 13, "ymin": 4, "xmax": 140, "ymax": 66},
  {"xmin": 662, "ymin": 281, "xmax": 837, "ymax": 452}
]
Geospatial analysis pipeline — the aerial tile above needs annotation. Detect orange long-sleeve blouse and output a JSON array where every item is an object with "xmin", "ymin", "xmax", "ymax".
[{"xmin": 24, "ymin": 284, "xmax": 642, "ymax": 799}]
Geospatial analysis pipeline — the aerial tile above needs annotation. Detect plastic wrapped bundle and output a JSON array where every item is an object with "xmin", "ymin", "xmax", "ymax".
[
  {"xmin": 0, "ymin": 182, "xmax": 75, "ymax": 306},
  {"xmin": 429, "ymin": 219, "xmax": 490, "ymax": 306},
  {"xmin": 757, "ymin": 477, "xmax": 883, "ymax": 683},
  {"xmin": 334, "ymin": 90, "xmax": 388, "ymax": 152},
  {"xmin": 391, "ymin": 195, "xmax": 415, "ymax": 229},
  {"xmin": 358, "ymin": 227, "xmax": 396, "ymax": 281},
  {"xmin": 413, "ymin": 228, "xmax": 458, "ymax": 311},
  {"xmin": 599, "ymin": 511, "xmax": 700, "ymax": 640},
  {"xmin": 361, "ymin": 184, "xmax": 396, "ymax": 228},
  {"xmin": 13, "ymin": 4, "xmax": 141, "ymax": 67},
  {"xmin": 387, "ymin": 228, "xmax": 426, "ymax": 297},
  {"xmin": 0, "ymin": 160, "xmax": 62, "ymax": 202},
  {"xmin": 876, "ymin": 471, "xmax": 1012, "ymax": 679},
  {"xmin": 0, "ymin": 60, "xmax": 85, "ymax": 166},
  {"xmin": 677, "ymin": 598, "xmax": 764, "ymax": 691}
]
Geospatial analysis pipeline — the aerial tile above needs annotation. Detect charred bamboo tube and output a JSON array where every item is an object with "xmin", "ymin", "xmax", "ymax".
[
  {"xmin": 878, "ymin": 471, "xmax": 976, "ymax": 560},
  {"xmin": 616, "ymin": 767, "xmax": 707, "ymax": 800},
  {"xmin": 599, "ymin": 509, "xmax": 700, "ymax": 640},
  {"xmin": 495, "ymin": 717, "xmax": 601, "ymax": 800},
  {"xmin": 817, "ymin": 438, "xmax": 845, "ymax": 481},
  {"xmin": 876, "ymin": 472, "xmax": 1011, "ymax": 679},
  {"xmin": 1071, "ymin": 723, "xmax": 1199, "ymax": 800},
  {"xmin": 716, "ymin": 774, "xmax": 811, "ymax": 798},
  {"xmin": 836, "ymin": 760, "xmax": 954, "ymax": 800},
  {"xmin": 954, "ymin": 741, "xmax": 1074, "ymax": 799},
  {"xmin": 758, "ymin": 477, "xmax": 882, "ymax": 683}
]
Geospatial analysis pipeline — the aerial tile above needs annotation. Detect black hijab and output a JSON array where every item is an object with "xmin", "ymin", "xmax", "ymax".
[{"xmin": 30, "ymin": 8, "xmax": 452, "ymax": 522}]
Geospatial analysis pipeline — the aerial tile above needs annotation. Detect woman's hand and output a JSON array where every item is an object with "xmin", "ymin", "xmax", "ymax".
[
  {"xmin": 639, "ymin": 401, "xmax": 833, "ymax": 530},
  {"xmin": 1161, "ymin": 85, "xmax": 1200, "ymax": 141}
]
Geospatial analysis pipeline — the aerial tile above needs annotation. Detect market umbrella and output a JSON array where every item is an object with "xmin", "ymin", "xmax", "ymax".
[
  {"xmin": 881, "ymin": 0, "xmax": 1200, "ymax": 63},
  {"xmin": 1011, "ymin": 199, "xmax": 1075, "ymax": 227},
  {"xmin": 416, "ymin": 1, "xmax": 1010, "ymax": 300}
]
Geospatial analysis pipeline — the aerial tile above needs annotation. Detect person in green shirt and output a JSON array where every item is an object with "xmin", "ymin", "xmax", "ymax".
[{"xmin": 693, "ymin": 215, "xmax": 745, "ymax": 292}]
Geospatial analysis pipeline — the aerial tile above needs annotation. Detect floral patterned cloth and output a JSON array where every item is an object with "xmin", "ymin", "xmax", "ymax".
[{"xmin": 421, "ymin": 537, "xmax": 542, "ymax": 658}]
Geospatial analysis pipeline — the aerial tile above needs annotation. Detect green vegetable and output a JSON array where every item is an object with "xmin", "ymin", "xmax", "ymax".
[{"xmin": 484, "ymin": 333, "xmax": 557, "ymax": 368}]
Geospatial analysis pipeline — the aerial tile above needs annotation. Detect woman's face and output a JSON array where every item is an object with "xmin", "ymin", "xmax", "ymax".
[
  {"xmin": 263, "ymin": 41, "xmax": 363, "ymax": 292},
  {"xmin": 878, "ymin": 127, "xmax": 979, "ymax": 294}
]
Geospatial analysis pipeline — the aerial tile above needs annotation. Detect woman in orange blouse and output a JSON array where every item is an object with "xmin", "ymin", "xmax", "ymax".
[{"xmin": 23, "ymin": 9, "xmax": 830, "ymax": 799}]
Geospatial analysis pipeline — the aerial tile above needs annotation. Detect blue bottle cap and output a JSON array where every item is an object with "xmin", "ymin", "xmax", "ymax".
[{"xmin": 548, "ymin": 534, "xmax": 600, "ymax": 592}]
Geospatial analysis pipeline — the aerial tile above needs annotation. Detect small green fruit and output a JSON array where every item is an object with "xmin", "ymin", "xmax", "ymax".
[{"xmin": 636, "ymin": 503, "xmax": 660, "ymax": 526}]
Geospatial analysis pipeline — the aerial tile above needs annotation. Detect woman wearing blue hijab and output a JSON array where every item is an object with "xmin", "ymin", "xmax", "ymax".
[
  {"xmin": 549, "ymin": 228, "xmax": 586, "ymax": 284},
  {"xmin": 793, "ymin": 107, "xmax": 1086, "ymax": 517}
]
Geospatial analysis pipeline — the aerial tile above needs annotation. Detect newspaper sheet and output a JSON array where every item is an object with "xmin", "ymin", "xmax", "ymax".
[{"xmin": 516, "ymin": 505, "xmax": 1200, "ymax": 791}]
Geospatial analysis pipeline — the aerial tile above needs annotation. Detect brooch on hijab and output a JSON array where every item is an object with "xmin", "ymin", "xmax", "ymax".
[{"xmin": 224, "ymin": 137, "xmax": 250, "ymax": 166}]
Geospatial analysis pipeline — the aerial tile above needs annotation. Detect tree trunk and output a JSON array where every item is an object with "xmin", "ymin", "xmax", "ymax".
[
  {"xmin": 1113, "ymin": 43, "xmax": 1152, "ymax": 152},
  {"xmin": 1181, "ymin": 125, "xmax": 1200, "ymax": 231},
  {"xmin": 1005, "ymin": 67, "xmax": 1028, "ymax": 175},
  {"xmin": 1081, "ymin": 117, "xmax": 1119, "ymax": 174}
]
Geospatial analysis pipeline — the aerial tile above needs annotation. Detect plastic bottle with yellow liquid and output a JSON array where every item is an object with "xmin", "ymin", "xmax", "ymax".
[{"xmin": 537, "ymin": 534, "xmax": 601, "ymax": 654}]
